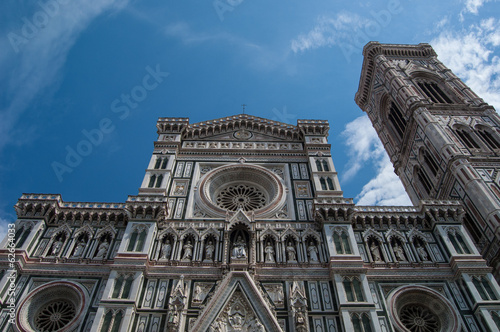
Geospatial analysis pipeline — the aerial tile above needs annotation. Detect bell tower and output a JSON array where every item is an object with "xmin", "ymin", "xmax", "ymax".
[{"xmin": 355, "ymin": 42, "xmax": 500, "ymax": 278}]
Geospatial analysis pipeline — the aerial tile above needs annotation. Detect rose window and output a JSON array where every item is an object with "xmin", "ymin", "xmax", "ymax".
[
  {"xmin": 216, "ymin": 184, "xmax": 267, "ymax": 211},
  {"xmin": 400, "ymin": 304, "xmax": 440, "ymax": 332},
  {"xmin": 34, "ymin": 300, "xmax": 76, "ymax": 331},
  {"xmin": 196, "ymin": 164, "xmax": 287, "ymax": 218}
]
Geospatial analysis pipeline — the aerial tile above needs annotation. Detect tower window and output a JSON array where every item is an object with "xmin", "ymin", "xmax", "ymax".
[
  {"xmin": 112, "ymin": 274, "xmax": 134, "ymax": 299},
  {"xmin": 161, "ymin": 157, "xmax": 168, "ymax": 169},
  {"xmin": 333, "ymin": 231, "xmax": 352, "ymax": 254},
  {"xmin": 327, "ymin": 177, "xmax": 335, "ymax": 190},
  {"xmin": 448, "ymin": 231, "xmax": 471, "ymax": 254},
  {"xmin": 320, "ymin": 177, "xmax": 327, "ymax": 190},
  {"xmin": 154, "ymin": 158, "xmax": 162, "ymax": 169},
  {"xmin": 127, "ymin": 227, "xmax": 147, "ymax": 252},
  {"xmin": 351, "ymin": 313, "xmax": 373, "ymax": 332},
  {"xmin": 316, "ymin": 159, "xmax": 322, "ymax": 171},
  {"xmin": 456, "ymin": 129, "xmax": 480, "ymax": 149},
  {"xmin": 472, "ymin": 276, "xmax": 498, "ymax": 301},
  {"xmin": 388, "ymin": 102, "xmax": 406, "ymax": 138},
  {"xmin": 101, "ymin": 310, "xmax": 124, "ymax": 332},
  {"xmin": 148, "ymin": 174, "xmax": 156, "ymax": 188},
  {"xmin": 15, "ymin": 225, "xmax": 32, "ymax": 248},
  {"xmin": 155, "ymin": 174, "xmax": 163, "ymax": 188},
  {"xmin": 343, "ymin": 277, "xmax": 365, "ymax": 302},
  {"xmin": 315, "ymin": 159, "xmax": 330, "ymax": 172},
  {"xmin": 477, "ymin": 129, "xmax": 500, "ymax": 150},
  {"xmin": 416, "ymin": 167, "xmax": 433, "ymax": 195},
  {"xmin": 423, "ymin": 151, "xmax": 439, "ymax": 177},
  {"xmin": 418, "ymin": 82, "xmax": 453, "ymax": 104}
]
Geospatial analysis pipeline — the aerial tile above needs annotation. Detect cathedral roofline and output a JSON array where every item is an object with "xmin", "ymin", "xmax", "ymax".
[{"xmin": 355, "ymin": 42, "xmax": 437, "ymax": 108}]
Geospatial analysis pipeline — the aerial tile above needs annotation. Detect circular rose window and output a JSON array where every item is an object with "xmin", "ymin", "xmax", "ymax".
[
  {"xmin": 16, "ymin": 281, "xmax": 88, "ymax": 332},
  {"xmin": 196, "ymin": 164, "xmax": 286, "ymax": 218},
  {"xmin": 387, "ymin": 285, "xmax": 460, "ymax": 332}
]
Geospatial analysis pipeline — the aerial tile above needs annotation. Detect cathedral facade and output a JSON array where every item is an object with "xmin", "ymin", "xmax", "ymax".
[{"xmin": 1, "ymin": 43, "xmax": 500, "ymax": 332}]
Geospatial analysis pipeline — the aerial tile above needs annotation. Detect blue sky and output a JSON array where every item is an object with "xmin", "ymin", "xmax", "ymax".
[{"xmin": 1, "ymin": 0, "xmax": 499, "ymax": 239}]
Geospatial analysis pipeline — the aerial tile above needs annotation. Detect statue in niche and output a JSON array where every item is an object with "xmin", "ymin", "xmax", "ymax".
[
  {"xmin": 161, "ymin": 239, "xmax": 172, "ymax": 260},
  {"xmin": 392, "ymin": 242, "xmax": 406, "ymax": 261},
  {"xmin": 51, "ymin": 238, "xmax": 63, "ymax": 256},
  {"xmin": 193, "ymin": 284, "xmax": 203, "ymax": 302},
  {"xmin": 416, "ymin": 243, "xmax": 429, "ymax": 261},
  {"xmin": 95, "ymin": 239, "xmax": 109, "ymax": 259},
  {"xmin": 205, "ymin": 240, "xmax": 215, "ymax": 262},
  {"xmin": 72, "ymin": 240, "xmax": 85, "ymax": 257},
  {"xmin": 182, "ymin": 240, "xmax": 193, "ymax": 261},
  {"xmin": 370, "ymin": 242, "xmax": 382, "ymax": 262},
  {"xmin": 264, "ymin": 241, "xmax": 275, "ymax": 263},
  {"xmin": 286, "ymin": 241, "xmax": 297, "ymax": 262},
  {"xmin": 231, "ymin": 235, "xmax": 247, "ymax": 259},
  {"xmin": 307, "ymin": 241, "xmax": 319, "ymax": 262}
]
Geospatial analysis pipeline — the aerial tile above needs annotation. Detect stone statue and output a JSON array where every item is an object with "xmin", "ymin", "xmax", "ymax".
[
  {"xmin": 193, "ymin": 284, "xmax": 203, "ymax": 302},
  {"xmin": 205, "ymin": 240, "xmax": 215, "ymax": 261},
  {"xmin": 51, "ymin": 238, "xmax": 63, "ymax": 256},
  {"xmin": 286, "ymin": 241, "xmax": 297, "ymax": 261},
  {"xmin": 231, "ymin": 236, "xmax": 247, "ymax": 259},
  {"xmin": 307, "ymin": 241, "xmax": 319, "ymax": 262},
  {"xmin": 264, "ymin": 242, "xmax": 275, "ymax": 263},
  {"xmin": 370, "ymin": 242, "xmax": 382, "ymax": 262},
  {"xmin": 393, "ymin": 243, "xmax": 406, "ymax": 261},
  {"xmin": 161, "ymin": 239, "xmax": 172, "ymax": 259},
  {"xmin": 182, "ymin": 240, "xmax": 193, "ymax": 261},
  {"xmin": 72, "ymin": 240, "xmax": 85, "ymax": 257},
  {"xmin": 95, "ymin": 239, "xmax": 109, "ymax": 259},
  {"xmin": 416, "ymin": 243, "xmax": 429, "ymax": 261}
]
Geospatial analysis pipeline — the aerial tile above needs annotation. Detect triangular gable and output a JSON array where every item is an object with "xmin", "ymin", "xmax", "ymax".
[{"xmin": 191, "ymin": 271, "xmax": 282, "ymax": 332}]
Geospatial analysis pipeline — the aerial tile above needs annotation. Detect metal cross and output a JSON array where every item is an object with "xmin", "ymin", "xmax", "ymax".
[{"xmin": 241, "ymin": 104, "xmax": 247, "ymax": 114}]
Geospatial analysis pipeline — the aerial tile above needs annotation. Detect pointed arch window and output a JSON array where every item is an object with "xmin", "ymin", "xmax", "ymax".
[
  {"xmin": 15, "ymin": 225, "xmax": 32, "ymax": 248},
  {"xmin": 422, "ymin": 150, "xmax": 439, "ymax": 177},
  {"xmin": 127, "ymin": 227, "xmax": 147, "ymax": 252},
  {"xmin": 320, "ymin": 177, "xmax": 327, "ymax": 190},
  {"xmin": 417, "ymin": 82, "xmax": 453, "ymax": 104},
  {"xmin": 448, "ymin": 231, "xmax": 471, "ymax": 254},
  {"xmin": 351, "ymin": 313, "xmax": 373, "ymax": 332},
  {"xmin": 316, "ymin": 159, "xmax": 322, "ymax": 171},
  {"xmin": 161, "ymin": 157, "xmax": 168, "ymax": 169},
  {"xmin": 388, "ymin": 102, "xmax": 406, "ymax": 138},
  {"xmin": 343, "ymin": 277, "xmax": 365, "ymax": 302},
  {"xmin": 472, "ymin": 276, "xmax": 497, "ymax": 301},
  {"xmin": 477, "ymin": 129, "xmax": 500, "ymax": 150},
  {"xmin": 456, "ymin": 128, "xmax": 480, "ymax": 149},
  {"xmin": 155, "ymin": 174, "xmax": 163, "ymax": 188},
  {"xmin": 327, "ymin": 177, "xmax": 335, "ymax": 190},
  {"xmin": 154, "ymin": 157, "xmax": 162, "ymax": 169},
  {"xmin": 112, "ymin": 274, "xmax": 134, "ymax": 299},
  {"xmin": 416, "ymin": 166, "xmax": 433, "ymax": 195},
  {"xmin": 148, "ymin": 174, "xmax": 156, "ymax": 188},
  {"xmin": 333, "ymin": 231, "xmax": 352, "ymax": 254},
  {"xmin": 101, "ymin": 310, "xmax": 124, "ymax": 332}
]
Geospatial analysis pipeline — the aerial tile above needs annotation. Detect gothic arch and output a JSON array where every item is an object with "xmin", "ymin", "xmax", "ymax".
[
  {"xmin": 301, "ymin": 228, "xmax": 321, "ymax": 243},
  {"xmin": 281, "ymin": 227, "xmax": 300, "ymax": 242},
  {"xmin": 201, "ymin": 228, "xmax": 220, "ymax": 241},
  {"xmin": 157, "ymin": 227, "xmax": 179, "ymax": 241},
  {"xmin": 180, "ymin": 227, "xmax": 199, "ymax": 241},
  {"xmin": 259, "ymin": 227, "xmax": 279, "ymax": 242}
]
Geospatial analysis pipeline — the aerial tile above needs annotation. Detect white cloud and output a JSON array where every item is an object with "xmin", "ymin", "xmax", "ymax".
[
  {"xmin": 342, "ymin": 115, "xmax": 412, "ymax": 206},
  {"xmin": 463, "ymin": 0, "xmax": 491, "ymax": 14},
  {"xmin": 290, "ymin": 13, "xmax": 367, "ymax": 53},
  {"xmin": 0, "ymin": 0, "xmax": 130, "ymax": 152},
  {"xmin": 431, "ymin": 18, "xmax": 500, "ymax": 110},
  {"xmin": 0, "ymin": 216, "xmax": 12, "ymax": 244}
]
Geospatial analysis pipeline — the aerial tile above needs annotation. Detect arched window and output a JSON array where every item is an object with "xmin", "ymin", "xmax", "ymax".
[
  {"xmin": 333, "ymin": 231, "xmax": 351, "ymax": 254},
  {"xmin": 155, "ymin": 174, "xmax": 163, "ymax": 188},
  {"xmin": 316, "ymin": 159, "xmax": 322, "ymax": 171},
  {"xmin": 327, "ymin": 177, "xmax": 335, "ymax": 190},
  {"xmin": 456, "ymin": 128, "xmax": 480, "ymax": 149},
  {"xmin": 492, "ymin": 311, "xmax": 500, "ymax": 329},
  {"xmin": 322, "ymin": 160, "xmax": 329, "ymax": 171},
  {"xmin": 101, "ymin": 310, "xmax": 124, "ymax": 332},
  {"xmin": 462, "ymin": 214, "xmax": 482, "ymax": 245},
  {"xmin": 351, "ymin": 313, "xmax": 373, "ymax": 332},
  {"xmin": 112, "ymin": 275, "xmax": 134, "ymax": 299},
  {"xmin": 161, "ymin": 157, "xmax": 168, "ymax": 169},
  {"xmin": 127, "ymin": 227, "xmax": 147, "ymax": 252},
  {"xmin": 472, "ymin": 276, "xmax": 497, "ymax": 301},
  {"xmin": 477, "ymin": 129, "xmax": 500, "ymax": 150},
  {"xmin": 15, "ymin": 225, "xmax": 32, "ymax": 248},
  {"xmin": 422, "ymin": 150, "xmax": 439, "ymax": 177},
  {"xmin": 148, "ymin": 174, "xmax": 156, "ymax": 188},
  {"xmin": 449, "ymin": 231, "xmax": 471, "ymax": 254},
  {"xmin": 320, "ymin": 177, "xmax": 327, "ymax": 190},
  {"xmin": 343, "ymin": 277, "xmax": 365, "ymax": 302},
  {"xmin": 415, "ymin": 166, "xmax": 433, "ymax": 195},
  {"xmin": 154, "ymin": 157, "xmax": 161, "ymax": 169},
  {"xmin": 388, "ymin": 102, "xmax": 406, "ymax": 138},
  {"xmin": 417, "ymin": 82, "xmax": 452, "ymax": 103}
]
